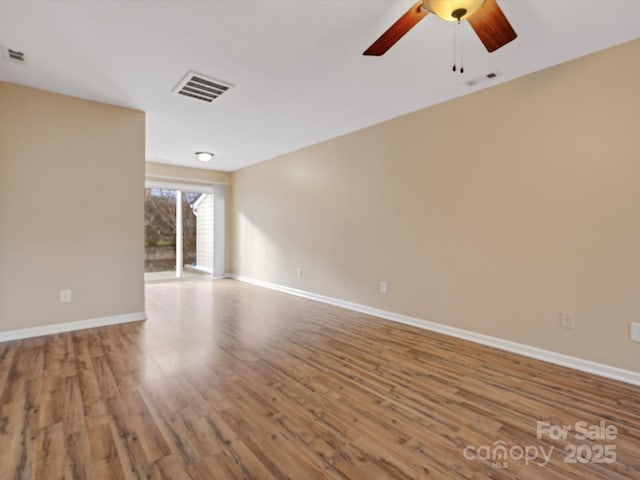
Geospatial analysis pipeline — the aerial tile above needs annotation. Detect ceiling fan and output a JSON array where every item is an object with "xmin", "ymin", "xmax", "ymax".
[{"xmin": 363, "ymin": 0, "xmax": 517, "ymax": 56}]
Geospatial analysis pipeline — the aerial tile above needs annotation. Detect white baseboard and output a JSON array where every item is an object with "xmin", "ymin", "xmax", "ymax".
[
  {"xmin": 228, "ymin": 274, "xmax": 640, "ymax": 387},
  {"xmin": 0, "ymin": 312, "xmax": 146, "ymax": 342}
]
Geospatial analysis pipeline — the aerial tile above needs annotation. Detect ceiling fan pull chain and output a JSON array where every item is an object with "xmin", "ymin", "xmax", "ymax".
[
  {"xmin": 460, "ymin": 21, "xmax": 464, "ymax": 74},
  {"xmin": 452, "ymin": 20, "xmax": 465, "ymax": 74},
  {"xmin": 452, "ymin": 20, "xmax": 457, "ymax": 72}
]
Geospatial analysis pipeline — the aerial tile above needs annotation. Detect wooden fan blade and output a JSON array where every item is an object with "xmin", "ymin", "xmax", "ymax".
[
  {"xmin": 468, "ymin": 0, "xmax": 517, "ymax": 52},
  {"xmin": 363, "ymin": 1, "xmax": 428, "ymax": 56}
]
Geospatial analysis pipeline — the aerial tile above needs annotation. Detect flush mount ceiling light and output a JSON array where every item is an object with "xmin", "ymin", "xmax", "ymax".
[{"xmin": 195, "ymin": 151, "xmax": 214, "ymax": 162}]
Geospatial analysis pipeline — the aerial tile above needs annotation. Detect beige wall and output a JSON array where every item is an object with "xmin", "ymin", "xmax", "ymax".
[
  {"xmin": 145, "ymin": 161, "xmax": 229, "ymax": 185},
  {"xmin": 231, "ymin": 39, "xmax": 640, "ymax": 372},
  {"xmin": 0, "ymin": 82, "xmax": 145, "ymax": 331}
]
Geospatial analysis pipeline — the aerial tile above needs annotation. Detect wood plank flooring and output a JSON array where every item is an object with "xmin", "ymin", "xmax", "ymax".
[{"xmin": 1, "ymin": 279, "xmax": 639, "ymax": 479}]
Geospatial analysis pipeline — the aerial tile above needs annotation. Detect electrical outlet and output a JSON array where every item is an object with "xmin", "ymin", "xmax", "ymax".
[
  {"xmin": 560, "ymin": 311, "xmax": 575, "ymax": 329},
  {"xmin": 60, "ymin": 289, "xmax": 72, "ymax": 303},
  {"xmin": 297, "ymin": 267, "xmax": 303, "ymax": 278},
  {"xmin": 380, "ymin": 281, "xmax": 387, "ymax": 294},
  {"xmin": 630, "ymin": 323, "xmax": 640, "ymax": 342}
]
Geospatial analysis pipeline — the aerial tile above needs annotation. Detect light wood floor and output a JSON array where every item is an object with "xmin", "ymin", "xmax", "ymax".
[{"xmin": 1, "ymin": 279, "xmax": 639, "ymax": 479}]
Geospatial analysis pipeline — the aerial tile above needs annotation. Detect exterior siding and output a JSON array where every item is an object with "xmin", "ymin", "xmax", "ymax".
[{"xmin": 195, "ymin": 194, "xmax": 214, "ymax": 272}]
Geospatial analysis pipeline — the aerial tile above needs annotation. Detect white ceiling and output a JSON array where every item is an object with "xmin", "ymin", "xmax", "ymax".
[{"xmin": 1, "ymin": 1, "xmax": 640, "ymax": 172}]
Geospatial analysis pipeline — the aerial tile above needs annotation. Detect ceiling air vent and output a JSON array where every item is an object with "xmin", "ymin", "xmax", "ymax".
[
  {"xmin": 173, "ymin": 71, "xmax": 234, "ymax": 103},
  {"xmin": 466, "ymin": 71, "xmax": 502, "ymax": 87},
  {"xmin": 3, "ymin": 47, "xmax": 25, "ymax": 63}
]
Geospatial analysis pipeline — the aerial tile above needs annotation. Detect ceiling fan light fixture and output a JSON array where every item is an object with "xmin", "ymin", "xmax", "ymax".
[
  {"xmin": 423, "ymin": 0, "xmax": 486, "ymax": 21},
  {"xmin": 195, "ymin": 151, "xmax": 214, "ymax": 162}
]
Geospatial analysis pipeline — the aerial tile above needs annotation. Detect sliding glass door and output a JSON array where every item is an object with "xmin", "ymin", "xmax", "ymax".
[{"xmin": 144, "ymin": 182, "xmax": 220, "ymax": 281}]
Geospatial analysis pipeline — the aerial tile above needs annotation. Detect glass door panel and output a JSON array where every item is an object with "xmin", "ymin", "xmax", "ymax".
[{"xmin": 144, "ymin": 188, "xmax": 177, "ymax": 280}]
